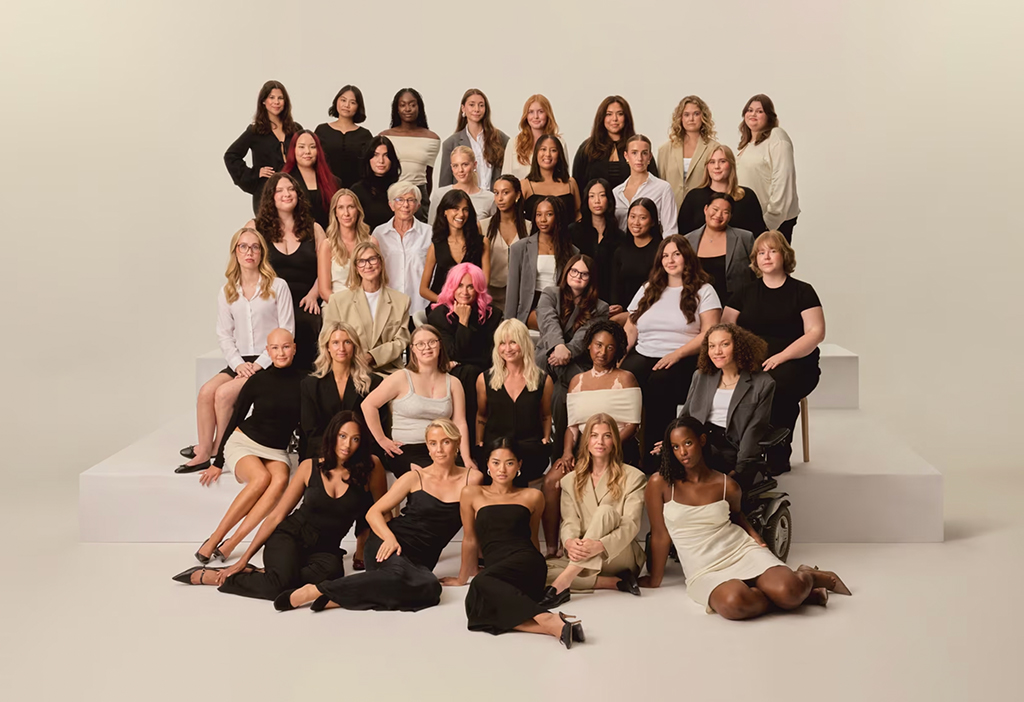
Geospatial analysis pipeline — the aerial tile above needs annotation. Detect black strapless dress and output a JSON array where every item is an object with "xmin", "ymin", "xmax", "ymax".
[{"xmin": 465, "ymin": 503, "xmax": 548, "ymax": 634}]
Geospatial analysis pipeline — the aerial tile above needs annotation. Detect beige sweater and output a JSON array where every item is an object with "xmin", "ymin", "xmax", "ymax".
[{"xmin": 735, "ymin": 127, "xmax": 800, "ymax": 230}]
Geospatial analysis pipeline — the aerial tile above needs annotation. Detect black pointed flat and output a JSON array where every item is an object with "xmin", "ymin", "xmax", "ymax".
[
  {"xmin": 180, "ymin": 445, "xmax": 196, "ymax": 459},
  {"xmin": 175, "ymin": 460, "xmax": 210, "ymax": 474}
]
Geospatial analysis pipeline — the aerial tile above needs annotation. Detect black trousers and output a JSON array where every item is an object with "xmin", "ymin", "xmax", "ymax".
[
  {"xmin": 217, "ymin": 528, "xmax": 344, "ymax": 601},
  {"xmin": 766, "ymin": 358, "xmax": 819, "ymax": 468},
  {"xmin": 778, "ymin": 217, "xmax": 798, "ymax": 244},
  {"xmin": 621, "ymin": 351, "xmax": 698, "ymax": 474},
  {"xmin": 293, "ymin": 306, "xmax": 322, "ymax": 371}
]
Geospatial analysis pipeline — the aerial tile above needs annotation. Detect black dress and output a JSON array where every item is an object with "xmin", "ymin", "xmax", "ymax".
[
  {"xmin": 572, "ymin": 141, "xmax": 659, "ymax": 191},
  {"xmin": 315, "ymin": 470, "xmax": 468, "ymax": 612},
  {"xmin": 479, "ymin": 369, "xmax": 550, "ymax": 486},
  {"xmin": 314, "ymin": 124, "xmax": 372, "ymax": 188},
  {"xmin": 466, "ymin": 503, "xmax": 548, "ymax": 635},
  {"xmin": 568, "ymin": 220, "xmax": 625, "ymax": 303},
  {"xmin": 267, "ymin": 238, "xmax": 321, "ymax": 370},
  {"xmin": 610, "ymin": 236, "xmax": 660, "ymax": 308},
  {"xmin": 523, "ymin": 190, "xmax": 577, "ymax": 222},
  {"xmin": 429, "ymin": 236, "xmax": 484, "ymax": 294},
  {"xmin": 678, "ymin": 186, "xmax": 767, "ymax": 238},
  {"xmin": 224, "ymin": 124, "xmax": 302, "ymax": 214},
  {"xmin": 350, "ymin": 178, "xmax": 394, "ymax": 232},
  {"xmin": 299, "ymin": 372, "xmax": 387, "ymax": 462},
  {"xmin": 217, "ymin": 465, "xmax": 370, "ymax": 600},
  {"xmin": 285, "ymin": 168, "xmax": 338, "ymax": 231}
]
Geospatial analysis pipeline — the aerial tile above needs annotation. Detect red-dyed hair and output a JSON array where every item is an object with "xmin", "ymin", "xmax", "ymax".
[
  {"xmin": 282, "ymin": 129, "xmax": 338, "ymax": 213},
  {"xmin": 432, "ymin": 262, "xmax": 493, "ymax": 325}
]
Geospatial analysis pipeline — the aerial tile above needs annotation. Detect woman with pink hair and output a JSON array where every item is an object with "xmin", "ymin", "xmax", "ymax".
[{"xmin": 427, "ymin": 262, "xmax": 503, "ymax": 446}]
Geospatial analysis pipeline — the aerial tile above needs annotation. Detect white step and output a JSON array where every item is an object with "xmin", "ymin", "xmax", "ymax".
[
  {"xmin": 80, "ymin": 407, "xmax": 940, "ymax": 543},
  {"xmin": 195, "ymin": 342, "xmax": 860, "ymax": 408}
]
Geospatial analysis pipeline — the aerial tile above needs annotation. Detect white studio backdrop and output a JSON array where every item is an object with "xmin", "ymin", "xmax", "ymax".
[{"xmin": 1, "ymin": 0, "xmax": 1021, "ymax": 484}]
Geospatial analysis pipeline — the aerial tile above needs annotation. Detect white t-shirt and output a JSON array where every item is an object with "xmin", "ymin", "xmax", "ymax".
[
  {"xmin": 628, "ymin": 283, "xmax": 721, "ymax": 357},
  {"xmin": 710, "ymin": 388, "xmax": 733, "ymax": 428},
  {"xmin": 364, "ymin": 287, "xmax": 382, "ymax": 322}
]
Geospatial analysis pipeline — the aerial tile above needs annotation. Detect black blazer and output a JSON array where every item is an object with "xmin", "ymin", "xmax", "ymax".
[
  {"xmin": 681, "ymin": 369, "xmax": 775, "ymax": 472},
  {"xmin": 224, "ymin": 123, "xmax": 302, "ymax": 213},
  {"xmin": 299, "ymin": 371, "xmax": 386, "ymax": 462}
]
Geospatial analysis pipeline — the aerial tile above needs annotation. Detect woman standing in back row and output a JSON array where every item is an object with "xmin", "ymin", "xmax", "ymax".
[
  {"xmin": 503, "ymin": 95, "xmax": 564, "ymax": 180},
  {"xmin": 735, "ymin": 94, "xmax": 800, "ymax": 241},
  {"xmin": 315, "ymin": 85, "xmax": 373, "ymax": 188},
  {"xmin": 381, "ymin": 88, "xmax": 440, "ymax": 223},
  {"xmin": 572, "ymin": 96, "xmax": 659, "ymax": 191},
  {"xmin": 657, "ymin": 96, "xmax": 719, "ymax": 206},
  {"xmin": 439, "ymin": 88, "xmax": 509, "ymax": 191}
]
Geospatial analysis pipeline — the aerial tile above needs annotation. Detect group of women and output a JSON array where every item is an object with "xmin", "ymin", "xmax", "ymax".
[{"xmin": 170, "ymin": 82, "xmax": 847, "ymax": 645}]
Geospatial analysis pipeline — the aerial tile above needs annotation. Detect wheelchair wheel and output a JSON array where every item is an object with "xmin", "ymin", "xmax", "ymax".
[{"xmin": 763, "ymin": 505, "xmax": 792, "ymax": 562}]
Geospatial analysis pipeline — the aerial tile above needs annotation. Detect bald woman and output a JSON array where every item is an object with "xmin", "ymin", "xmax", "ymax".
[{"xmin": 192, "ymin": 329, "xmax": 307, "ymax": 564}]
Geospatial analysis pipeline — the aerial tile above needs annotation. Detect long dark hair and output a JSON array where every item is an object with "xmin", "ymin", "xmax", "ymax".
[
  {"xmin": 558, "ymin": 254, "xmax": 600, "ymax": 333},
  {"xmin": 630, "ymin": 235, "xmax": 710, "ymax": 325},
  {"xmin": 255, "ymin": 172, "xmax": 315, "ymax": 243},
  {"xmin": 582, "ymin": 95, "xmax": 637, "ymax": 161},
  {"xmin": 282, "ymin": 130, "xmax": 338, "ymax": 212},
  {"xmin": 579, "ymin": 178, "xmax": 619, "ymax": 234},
  {"xmin": 455, "ymin": 88, "xmax": 505, "ymax": 167},
  {"xmin": 626, "ymin": 197, "xmax": 663, "ymax": 242},
  {"xmin": 318, "ymin": 411, "xmax": 375, "ymax": 488},
  {"xmin": 659, "ymin": 416, "xmax": 708, "ymax": 483},
  {"xmin": 526, "ymin": 134, "xmax": 570, "ymax": 183},
  {"xmin": 486, "ymin": 175, "xmax": 530, "ymax": 245},
  {"xmin": 432, "ymin": 189, "xmax": 484, "ymax": 266},
  {"xmin": 390, "ymin": 88, "xmax": 429, "ymax": 129},
  {"xmin": 534, "ymin": 196, "xmax": 575, "ymax": 275},
  {"xmin": 360, "ymin": 136, "xmax": 401, "ymax": 195},
  {"xmin": 327, "ymin": 85, "xmax": 366, "ymax": 122},
  {"xmin": 738, "ymin": 94, "xmax": 780, "ymax": 149},
  {"xmin": 253, "ymin": 80, "xmax": 299, "ymax": 136}
]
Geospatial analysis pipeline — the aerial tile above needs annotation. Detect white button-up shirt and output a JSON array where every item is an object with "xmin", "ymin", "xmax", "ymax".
[
  {"xmin": 373, "ymin": 217, "xmax": 433, "ymax": 315},
  {"xmin": 466, "ymin": 127, "xmax": 493, "ymax": 191},
  {"xmin": 216, "ymin": 277, "xmax": 295, "ymax": 371},
  {"xmin": 613, "ymin": 173, "xmax": 679, "ymax": 236}
]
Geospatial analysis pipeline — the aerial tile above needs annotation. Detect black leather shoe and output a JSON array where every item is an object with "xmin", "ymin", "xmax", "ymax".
[
  {"xmin": 615, "ymin": 569, "xmax": 642, "ymax": 596},
  {"xmin": 274, "ymin": 589, "xmax": 298, "ymax": 612},
  {"xmin": 180, "ymin": 445, "xmax": 196, "ymax": 459},
  {"xmin": 538, "ymin": 585, "xmax": 570, "ymax": 609},
  {"xmin": 310, "ymin": 595, "xmax": 332, "ymax": 612},
  {"xmin": 175, "ymin": 460, "xmax": 210, "ymax": 474}
]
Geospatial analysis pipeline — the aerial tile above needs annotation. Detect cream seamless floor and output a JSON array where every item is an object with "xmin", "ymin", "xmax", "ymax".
[{"xmin": 3, "ymin": 468, "xmax": 1021, "ymax": 702}]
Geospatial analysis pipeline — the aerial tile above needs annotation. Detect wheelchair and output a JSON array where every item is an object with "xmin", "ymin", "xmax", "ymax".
[{"xmin": 646, "ymin": 426, "xmax": 793, "ymax": 566}]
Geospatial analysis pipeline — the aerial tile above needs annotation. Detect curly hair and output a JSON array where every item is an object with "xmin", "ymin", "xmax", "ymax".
[
  {"xmin": 738, "ymin": 94, "xmax": 779, "ymax": 150},
  {"xmin": 668, "ymin": 95, "xmax": 717, "ymax": 143},
  {"xmin": 558, "ymin": 254, "xmax": 599, "ymax": 333},
  {"xmin": 454, "ymin": 89, "xmax": 505, "ymax": 169},
  {"xmin": 658, "ymin": 416, "xmax": 708, "ymax": 483},
  {"xmin": 750, "ymin": 230, "xmax": 796, "ymax": 277},
  {"xmin": 583, "ymin": 320, "xmax": 629, "ymax": 369},
  {"xmin": 697, "ymin": 323, "xmax": 767, "ymax": 373},
  {"xmin": 318, "ymin": 410, "xmax": 375, "ymax": 488},
  {"xmin": 253, "ymin": 80, "xmax": 299, "ymax": 137},
  {"xmin": 526, "ymin": 134, "xmax": 570, "ymax": 183},
  {"xmin": 630, "ymin": 235, "xmax": 710, "ymax": 325},
  {"xmin": 574, "ymin": 413, "xmax": 626, "ymax": 502},
  {"xmin": 255, "ymin": 172, "xmax": 315, "ymax": 244},
  {"xmin": 513, "ymin": 94, "xmax": 561, "ymax": 167}
]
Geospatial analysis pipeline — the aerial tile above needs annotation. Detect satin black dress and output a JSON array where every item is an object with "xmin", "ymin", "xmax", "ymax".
[{"xmin": 466, "ymin": 503, "xmax": 548, "ymax": 634}]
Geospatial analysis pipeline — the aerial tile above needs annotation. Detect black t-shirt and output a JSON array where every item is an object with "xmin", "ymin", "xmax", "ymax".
[
  {"xmin": 611, "ymin": 236, "xmax": 659, "ymax": 307},
  {"xmin": 731, "ymin": 277, "xmax": 821, "ymax": 361}
]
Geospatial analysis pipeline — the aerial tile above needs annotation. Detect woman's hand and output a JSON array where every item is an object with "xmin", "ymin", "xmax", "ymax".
[
  {"xmin": 376, "ymin": 535, "xmax": 401, "ymax": 562},
  {"xmin": 234, "ymin": 362, "xmax": 257, "ymax": 379},
  {"xmin": 258, "ymin": 166, "xmax": 275, "ymax": 178},
  {"xmin": 553, "ymin": 456, "xmax": 575, "ymax": 475},
  {"xmin": 608, "ymin": 304, "xmax": 624, "ymax": 316},
  {"xmin": 566, "ymin": 538, "xmax": 604, "ymax": 562},
  {"xmin": 199, "ymin": 466, "xmax": 222, "ymax": 487},
  {"xmin": 463, "ymin": 455, "xmax": 477, "ymax": 473},
  {"xmin": 379, "ymin": 438, "xmax": 404, "ymax": 458},
  {"xmin": 547, "ymin": 344, "xmax": 571, "ymax": 367},
  {"xmin": 217, "ymin": 560, "xmax": 249, "ymax": 582},
  {"xmin": 439, "ymin": 576, "xmax": 468, "ymax": 587},
  {"xmin": 299, "ymin": 291, "xmax": 321, "ymax": 315},
  {"xmin": 653, "ymin": 349, "xmax": 684, "ymax": 371},
  {"xmin": 454, "ymin": 302, "xmax": 473, "ymax": 326},
  {"xmin": 448, "ymin": 361, "xmax": 460, "ymax": 371},
  {"xmin": 762, "ymin": 353, "xmax": 787, "ymax": 371},
  {"xmin": 649, "ymin": 440, "xmax": 663, "ymax": 456}
]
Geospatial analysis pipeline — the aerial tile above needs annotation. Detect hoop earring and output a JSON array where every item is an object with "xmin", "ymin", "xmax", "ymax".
[
  {"xmin": 516, "ymin": 469, "xmax": 521, "ymax": 478},
  {"xmin": 487, "ymin": 469, "xmax": 492, "ymax": 476}
]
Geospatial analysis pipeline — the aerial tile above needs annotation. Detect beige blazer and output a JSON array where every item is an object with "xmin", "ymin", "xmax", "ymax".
[
  {"xmin": 657, "ymin": 137, "xmax": 719, "ymax": 206},
  {"xmin": 559, "ymin": 464, "xmax": 647, "ymax": 567},
  {"xmin": 322, "ymin": 286, "xmax": 411, "ymax": 374}
]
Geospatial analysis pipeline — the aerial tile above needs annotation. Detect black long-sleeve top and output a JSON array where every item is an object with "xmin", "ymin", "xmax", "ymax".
[
  {"xmin": 350, "ymin": 179, "xmax": 394, "ymax": 231},
  {"xmin": 214, "ymin": 364, "xmax": 305, "ymax": 468},
  {"xmin": 610, "ymin": 236, "xmax": 660, "ymax": 308},
  {"xmin": 314, "ymin": 124, "xmax": 373, "ymax": 189},
  {"xmin": 568, "ymin": 220, "xmax": 626, "ymax": 303},
  {"xmin": 224, "ymin": 123, "xmax": 302, "ymax": 213},
  {"xmin": 299, "ymin": 371, "xmax": 386, "ymax": 462},
  {"xmin": 678, "ymin": 186, "xmax": 767, "ymax": 238},
  {"xmin": 571, "ymin": 140, "xmax": 659, "ymax": 191},
  {"xmin": 427, "ymin": 303, "xmax": 503, "ymax": 370}
]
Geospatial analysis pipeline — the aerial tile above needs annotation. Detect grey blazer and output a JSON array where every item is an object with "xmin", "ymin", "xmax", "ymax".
[
  {"xmin": 438, "ymin": 129, "xmax": 510, "ymax": 190},
  {"xmin": 505, "ymin": 236, "xmax": 579, "ymax": 324},
  {"xmin": 534, "ymin": 285, "xmax": 610, "ymax": 364},
  {"xmin": 681, "ymin": 369, "xmax": 775, "ymax": 471},
  {"xmin": 683, "ymin": 225, "xmax": 756, "ymax": 301}
]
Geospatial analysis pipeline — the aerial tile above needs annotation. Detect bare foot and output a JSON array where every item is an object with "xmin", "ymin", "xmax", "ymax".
[{"xmin": 191, "ymin": 567, "xmax": 222, "ymax": 586}]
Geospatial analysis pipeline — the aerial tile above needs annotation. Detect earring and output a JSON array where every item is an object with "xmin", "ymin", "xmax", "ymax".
[
  {"xmin": 516, "ymin": 469, "xmax": 521, "ymax": 478},
  {"xmin": 487, "ymin": 469, "xmax": 492, "ymax": 476}
]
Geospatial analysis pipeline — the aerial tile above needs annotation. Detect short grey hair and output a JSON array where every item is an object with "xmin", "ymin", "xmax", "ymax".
[{"xmin": 387, "ymin": 181, "xmax": 421, "ymax": 203}]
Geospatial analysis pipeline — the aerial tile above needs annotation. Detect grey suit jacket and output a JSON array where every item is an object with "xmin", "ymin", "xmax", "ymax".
[
  {"xmin": 683, "ymin": 225, "xmax": 755, "ymax": 301},
  {"xmin": 322, "ymin": 286, "xmax": 411, "ymax": 375},
  {"xmin": 681, "ymin": 369, "xmax": 775, "ymax": 471},
  {"xmin": 505, "ymin": 236, "xmax": 580, "ymax": 324},
  {"xmin": 534, "ymin": 285, "xmax": 610, "ymax": 364},
  {"xmin": 438, "ymin": 129, "xmax": 510, "ymax": 190}
]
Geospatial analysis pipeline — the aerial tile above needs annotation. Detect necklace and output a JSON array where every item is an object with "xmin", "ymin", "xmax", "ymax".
[
  {"xmin": 720, "ymin": 376, "xmax": 739, "ymax": 389},
  {"xmin": 591, "ymin": 367, "xmax": 611, "ymax": 378}
]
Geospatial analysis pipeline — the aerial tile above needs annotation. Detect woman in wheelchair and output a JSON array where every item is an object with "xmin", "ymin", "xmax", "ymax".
[{"xmin": 640, "ymin": 416, "xmax": 851, "ymax": 619}]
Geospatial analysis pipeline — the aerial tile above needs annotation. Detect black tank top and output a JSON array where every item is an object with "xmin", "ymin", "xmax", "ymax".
[
  {"xmin": 285, "ymin": 463, "xmax": 371, "ymax": 550},
  {"xmin": 430, "ymin": 236, "xmax": 483, "ymax": 294},
  {"xmin": 388, "ymin": 469, "xmax": 469, "ymax": 569},
  {"xmin": 268, "ymin": 237, "xmax": 318, "ymax": 305}
]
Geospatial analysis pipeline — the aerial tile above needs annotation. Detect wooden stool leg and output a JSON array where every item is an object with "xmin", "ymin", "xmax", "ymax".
[{"xmin": 800, "ymin": 397, "xmax": 810, "ymax": 462}]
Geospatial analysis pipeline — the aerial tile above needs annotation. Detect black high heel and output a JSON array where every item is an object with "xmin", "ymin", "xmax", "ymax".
[
  {"xmin": 274, "ymin": 589, "xmax": 298, "ymax": 612},
  {"xmin": 310, "ymin": 595, "xmax": 332, "ymax": 612},
  {"xmin": 194, "ymin": 539, "xmax": 213, "ymax": 565},
  {"xmin": 559, "ymin": 612, "xmax": 585, "ymax": 643},
  {"xmin": 212, "ymin": 540, "xmax": 228, "ymax": 562}
]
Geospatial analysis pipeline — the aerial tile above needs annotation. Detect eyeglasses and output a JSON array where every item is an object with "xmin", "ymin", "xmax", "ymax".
[
  {"xmin": 567, "ymin": 269, "xmax": 590, "ymax": 280},
  {"xmin": 355, "ymin": 255, "xmax": 380, "ymax": 269},
  {"xmin": 412, "ymin": 339, "xmax": 439, "ymax": 351},
  {"xmin": 236, "ymin": 243, "xmax": 261, "ymax": 254},
  {"xmin": 392, "ymin": 197, "xmax": 418, "ymax": 206}
]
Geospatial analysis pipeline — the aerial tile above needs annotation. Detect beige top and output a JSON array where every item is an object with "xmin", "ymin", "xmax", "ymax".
[
  {"xmin": 566, "ymin": 386, "xmax": 643, "ymax": 429},
  {"xmin": 735, "ymin": 127, "xmax": 800, "ymax": 230},
  {"xmin": 390, "ymin": 135, "xmax": 441, "ymax": 187},
  {"xmin": 330, "ymin": 258, "xmax": 350, "ymax": 295}
]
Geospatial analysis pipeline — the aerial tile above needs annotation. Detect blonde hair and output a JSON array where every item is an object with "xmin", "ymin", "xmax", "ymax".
[
  {"xmin": 345, "ymin": 241, "xmax": 389, "ymax": 290},
  {"xmin": 514, "ymin": 94, "xmax": 560, "ymax": 166},
  {"xmin": 449, "ymin": 145, "xmax": 479, "ymax": 188},
  {"xmin": 573, "ymin": 413, "xmax": 626, "ymax": 502},
  {"xmin": 311, "ymin": 320, "xmax": 374, "ymax": 394},
  {"xmin": 697, "ymin": 145, "xmax": 746, "ymax": 201},
  {"xmin": 224, "ymin": 227, "xmax": 278, "ymax": 304},
  {"xmin": 749, "ymin": 231, "xmax": 796, "ymax": 277},
  {"xmin": 488, "ymin": 319, "xmax": 541, "ymax": 392},
  {"xmin": 668, "ymin": 95, "xmax": 717, "ymax": 144},
  {"xmin": 325, "ymin": 189, "xmax": 371, "ymax": 269},
  {"xmin": 425, "ymin": 417, "xmax": 462, "ymax": 443}
]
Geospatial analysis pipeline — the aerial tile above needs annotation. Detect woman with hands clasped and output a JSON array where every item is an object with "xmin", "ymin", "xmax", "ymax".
[
  {"xmin": 277, "ymin": 418, "xmax": 483, "ymax": 612},
  {"xmin": 642, "ymin": 416, "xmax": 851, "ymax": 619},
  {"xmin": 443, "ymin": 438, "xmax": 586, "ymax": 649}
]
